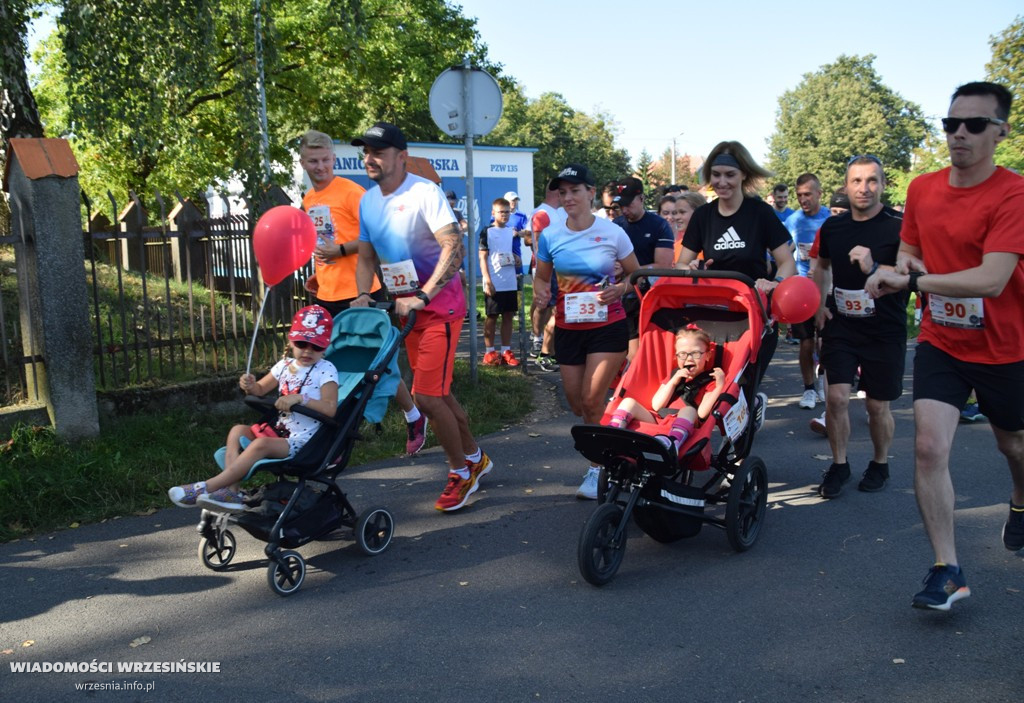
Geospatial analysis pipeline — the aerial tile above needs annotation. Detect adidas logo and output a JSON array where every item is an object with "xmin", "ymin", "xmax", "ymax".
[{"xmin": 713, "ymin": 227, "xmax": 745, "ymax": 251}]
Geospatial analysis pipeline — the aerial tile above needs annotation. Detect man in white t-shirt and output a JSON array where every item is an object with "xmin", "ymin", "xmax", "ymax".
[{"xmin": 351, "ymin": 121, "xmax": 493, "ymax": 513}]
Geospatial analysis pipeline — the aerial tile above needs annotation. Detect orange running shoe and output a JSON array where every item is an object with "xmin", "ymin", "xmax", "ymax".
[
  {"xmin": 501, "ymin": 349, "xmax": 520, "ymax": 367},
  {"xmin": 434, "ymin": 451, "xmax": 492, "ymax": 512},
  {"xmin": 482, "ymin": 350, "xmax": 501, "ymax": 366}
]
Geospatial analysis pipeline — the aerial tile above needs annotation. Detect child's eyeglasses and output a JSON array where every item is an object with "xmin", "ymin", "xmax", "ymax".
[
  {"xmin": 293, "ymin": 341, "xmax": 325, "ymax": 351},
  {"xmin": 941, "ymin": 116, "xmax": 1005, "ymax": 134},
  {"xmin": 675, "ymin": 350, "xmax": 706, "ymax": 361}
]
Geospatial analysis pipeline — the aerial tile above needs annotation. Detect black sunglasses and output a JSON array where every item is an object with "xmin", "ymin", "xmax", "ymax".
[
  {"xmin": 941, "ymin": 116, "xmax": 1006, "ymax": 134},
  {"xmin": 293, "ymin": 340, "xmax": 325, "ymax": 351},
  {"xmin": 847, "ymin": 154, "xmax": 882, "ymax": 167}
]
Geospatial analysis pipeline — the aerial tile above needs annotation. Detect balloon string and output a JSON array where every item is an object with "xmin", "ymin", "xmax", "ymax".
[{"xmin": 246, "ymin": 284, "xmax": 271, "ymax": 377}]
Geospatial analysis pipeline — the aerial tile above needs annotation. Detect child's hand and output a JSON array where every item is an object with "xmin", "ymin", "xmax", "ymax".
[
  {"xmin": 711, "ymin": 367, "xmax": 726, "ymax": 389},
  {"xmin": 239, "ymin": 374, "xmax": 257, "ymax": 393},
  {"xmin": 275, "ymin": 394, "xmax": 303, "ymax": 412}
]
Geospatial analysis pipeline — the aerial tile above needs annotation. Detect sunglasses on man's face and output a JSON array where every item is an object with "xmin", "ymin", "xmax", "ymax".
[
  {"xmin": 941, "ymin": 116, "xmax": 1006, "ymax": 135},
  {"xmin": 293, "ymin": 340, "xmax": 325, "ymax": 351}
]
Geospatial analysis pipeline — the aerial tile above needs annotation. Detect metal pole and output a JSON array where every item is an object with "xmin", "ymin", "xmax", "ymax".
[
  {"xmin": 463, "ymin": 57, "xmax": 479, "ymax": 383},
  {"xmin": 671, "ymin": 138, "xmax": 676, "ymax": 185},
  {"xmin": 253, "ymin": 0, "xmax": 272, "ymax": 184}
]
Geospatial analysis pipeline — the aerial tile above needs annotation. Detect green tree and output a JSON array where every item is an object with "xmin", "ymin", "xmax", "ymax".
[
  {"xmin": 766, "ymin": 54, "xmax": 931, "ymax": 197},
  {"xmin": 887, "ymin": 131, "xmax": 950, "ymax": 206},
  {"xmin": 485, "ymin": 88, "xmax": 630, "ymax": 203},
  {"xmin": 648, "ymin": 147, "xmax": 701, "ymax": 196},
  {"xmin": 986, "ymin": 15, "xmax": 1024, "ymax": 172},
  {"xmin": 33, "ymin": 0, "xmax": 491, "ymax": 208}
]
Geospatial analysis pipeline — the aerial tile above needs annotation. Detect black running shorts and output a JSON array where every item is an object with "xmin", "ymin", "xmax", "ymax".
[
  {"xmin": 913, "ymin": 342, "xmax": 1024, "ymax": 431},
  {"xmin": 554, "ymin": 319, "xmax": 628, "ymax": 366},
  {"xmin": 484, "ymin": 290, "xmax": 519, "ymax": 316},
  {"xmin": 821, "ymin": 335, "xmax": 906, "ymax": 401}
]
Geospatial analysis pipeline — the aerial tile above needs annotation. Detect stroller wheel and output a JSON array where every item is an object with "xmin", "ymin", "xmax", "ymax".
[
  {"xmin": 267, "ymin": 550, "xmax": 306, "ymax": 596},
  {"xmin": 198, "ymin": 529, "xmax": 236, "ymax": 571},
  {"xmin": 726, "ymin": 456, "xmax": 768, "ymax": 552},
  {"xmin": 577, "ymin": 503, "xmax": 628, "ymax": 586},
  {"xmin": 355, "ymin": 506, "xmax": 395, "ymax": 556}
]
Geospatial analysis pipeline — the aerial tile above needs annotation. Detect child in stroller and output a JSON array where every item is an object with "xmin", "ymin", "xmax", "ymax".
[
  {"xmin": 167, "ymin": 304, "xmax": 339, "ymax": 512},
  {"xmin": 607, "ymin": 323, "xmax": 726, "ymax": 461}
]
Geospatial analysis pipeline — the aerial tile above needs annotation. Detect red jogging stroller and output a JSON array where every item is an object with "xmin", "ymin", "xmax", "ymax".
[{"xmin": 572, "ymin": 269, "xmax": 772, "ymax": 585}]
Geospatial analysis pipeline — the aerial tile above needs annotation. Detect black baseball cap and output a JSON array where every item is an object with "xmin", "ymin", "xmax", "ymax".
[
  {"xmin": 547, "ymin": 163, "xmax": 595, "ymax": 191},
  {"xmin": 351, "ymin": 122, "xmax": 407, "ymax": 150},
  {"xmin": 612, "ymin": 177, "xmax": 643, "ymax": 207},
  {"xmin": 829, "ymin": 189, "xmax": 850, "ymax": 209}
]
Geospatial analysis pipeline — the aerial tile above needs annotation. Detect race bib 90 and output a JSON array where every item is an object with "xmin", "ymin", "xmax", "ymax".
[{"xmin": 929, "ymin": 294, "xmax": 983, "ymax": 329}]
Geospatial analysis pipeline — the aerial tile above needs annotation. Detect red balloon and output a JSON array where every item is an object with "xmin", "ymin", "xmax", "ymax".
[
  {"xmin": 531, "ymin": 210, "xmax": 551, "ymax": 233},
  {"xmin": 771, "ymin": 275, "xmax": 819, "ymax": 324},
  {"xmin": 253, "ymin": 206, "xmax": 317, "ymax": 286}
]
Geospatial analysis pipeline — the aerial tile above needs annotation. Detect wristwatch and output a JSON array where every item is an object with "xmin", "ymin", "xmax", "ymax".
[
  {"xmin": 414, "ymin": 290, "xmax": 431, "ymax": 305},
  {"xmin": 907, "ymin": 271, "xmax": 923, "ymax": 293}
]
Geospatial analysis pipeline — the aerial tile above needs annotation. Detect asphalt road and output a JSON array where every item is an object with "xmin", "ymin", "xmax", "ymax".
[{"xmin": 1, "ymin": 341, "xmax": 1021, "ymax": 702}]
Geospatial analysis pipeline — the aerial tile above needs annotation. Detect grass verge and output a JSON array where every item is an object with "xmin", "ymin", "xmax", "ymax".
[{"xmin": 0, "ymin": 360, "xmax": 532, "ymax": 542}]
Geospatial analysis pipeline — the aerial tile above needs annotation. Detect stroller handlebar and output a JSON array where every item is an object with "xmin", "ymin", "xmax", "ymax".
[{"xmin": 627, "ymin": 268, "xmax": 771, "ymax": 326}]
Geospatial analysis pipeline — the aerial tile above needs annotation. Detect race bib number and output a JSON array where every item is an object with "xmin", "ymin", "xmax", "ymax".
[
  {"xmin": 834, "ymin": 287, "xmax": 875, "ymax": 317},
  {"xmin": 308, "ymin": 206, "xmax": 336, "ymax": 265},
  {"xmin": 722, "ymin": 391, "xmax": 749, "ymax": 442},
  {"xmin": 494, "ymin": 252, "xmax": 515, "ymax": 268},
  {"xmin": 796, "ymin": 242, "xmax": 813, "ymax": 261},
  {"xmin": 381, "ymin": 259, "xmax": 419, "ymax": 294},
  {"xmin": 564, "ymin": 292, "xmax": 607, "ymax": 323},
  {"xmin": 929, "ymin": 294, "xmax": 984, "ymax": 329}
]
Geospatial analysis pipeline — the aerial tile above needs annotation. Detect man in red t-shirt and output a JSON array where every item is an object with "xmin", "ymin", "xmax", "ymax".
[{"xmin": 867, "ymin": 81, "xmax": 1024, "ymax": 611}]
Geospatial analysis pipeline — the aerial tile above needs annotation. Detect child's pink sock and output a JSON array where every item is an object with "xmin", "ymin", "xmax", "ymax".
[
  {"xmin": 609, "ymin": 409, "xmax": 632, "ymax": 428},
  {"xmin": 668, "ymin": 418, "xmax": 695, "ymax": 450}
]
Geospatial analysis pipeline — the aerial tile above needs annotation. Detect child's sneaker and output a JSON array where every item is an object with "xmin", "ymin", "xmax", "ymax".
[
  {"xmin": 912, "ymin": 564, "xmax": 970, "ymax": 611},
  {"xmin": 168, "ymin": 482, "xmax": 207, "ymax": 508},
  {"xmin": 198, "ymin": 488, "xmax": 246, "ymax": 512},
  {"xmin": 482, "ymin": 350, "xmax": 501, "ymax": 366},
  {"xmin": 501, "ymin": 349, "xmax": 520, "ymax": 367},
  {"xmin": 405, "ymin": 416, "xmax": 428, "ymax": 456}
]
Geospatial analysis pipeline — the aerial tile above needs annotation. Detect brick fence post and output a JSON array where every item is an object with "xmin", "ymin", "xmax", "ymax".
[{"xmin": 2, "ymin": 138, "xmax": 99, "ymax": 439}]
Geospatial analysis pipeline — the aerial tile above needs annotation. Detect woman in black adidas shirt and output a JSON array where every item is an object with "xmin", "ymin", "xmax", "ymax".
[
  {"xmin": 676, "ymin": 141, "xmax": 796, "ymax": 387},
  {"xmin": 676, "ymin": 141, "xmax": 795, "ymax": 288}
]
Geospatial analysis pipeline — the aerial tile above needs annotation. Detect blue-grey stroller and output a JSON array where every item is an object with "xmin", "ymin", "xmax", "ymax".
[{"xmin": 195, "ymin": 307, "xmax": 409, "ymax": 596}]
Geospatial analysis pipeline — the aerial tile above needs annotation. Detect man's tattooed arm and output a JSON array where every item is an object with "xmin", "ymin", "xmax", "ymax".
[{"xmin": 421, "ymin": 223, "xmax": 464, "ymax": 298}]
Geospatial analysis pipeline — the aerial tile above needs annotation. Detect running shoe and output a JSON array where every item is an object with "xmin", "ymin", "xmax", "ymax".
[
  {"xmin": 435, "ymin": 452, "xmax": 492, "ymax": 512},
  {"xmin": 536, "ymin": 355, "xmax": 559, "ymax": 372},
  {"xmin": 799, "ymin": 389, "xmax": 817, "ymax": 409},
  {"xmin": 858, "ymin": 461, "xmax": 889, "ymax": 492},
  {"xmin": 482, "ymin": 350, "xmax": 501, "ymax": 366},
  {"xmin": 529, "ymin": 338, "xmax": 543, "ymax": 358},
  {"xmin": 501, "ymin": 349, "xmax": 521, "ymax": 367},
  {"xmin": 753, "ymin": 392, "xmax": 767, "ymax": 433},
  {"xmin": 818, "ymin": 462, "xmax": 850, "ymax": 499},
  {"xmin": 912, "ymin": 564, "xmax": 970, "ymax": 611},
  {"xmin": 809, "ymin": 413, "xmax": 827, "ymax": 437},
  {"xmin": 576, "ymin": 466, "xmax": 600, "ymax": 500},
  {"xmin": 959, "ymin": 403, "xmax": 986, "ymax": 423},
  {"xmin": 1003, "ymin": 503, "xmax": 1024, "ymax": 551},
  {"xmin": 168, "ymin": 482, "xmax": 207, "ymax": 508},
  {"xmin": 198, "ymin": 488, "xmax": 246, "ymax": 512},
  {"xmin": 405, "ymin": 415, "xmax": 428, "ymax": 456}
]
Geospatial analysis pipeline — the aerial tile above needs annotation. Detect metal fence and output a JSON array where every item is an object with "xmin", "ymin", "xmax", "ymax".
[{"xmin": 0, "ymin": 187, "xmax": 315, "ymax": 407}]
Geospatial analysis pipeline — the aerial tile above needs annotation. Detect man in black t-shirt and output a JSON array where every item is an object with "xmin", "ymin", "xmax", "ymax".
[
  {"xmin": 813, "ymin": 156, "xmax": 908, "ymax": 499},
  {"xmin": 612, "ymin": 176, "xmax": 675, "ymax": 358}
]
